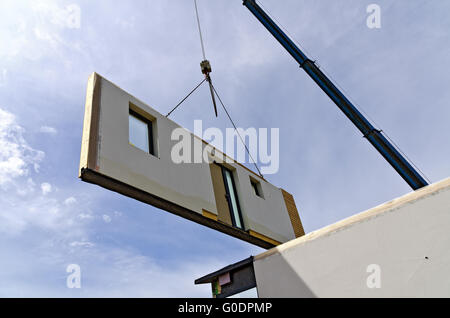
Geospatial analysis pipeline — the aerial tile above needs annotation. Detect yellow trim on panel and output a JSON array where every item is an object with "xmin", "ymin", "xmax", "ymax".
[
  {"xmin": 248, "ymin": 230, "xmax": 281, "ymax": 246},
  {"xmin": 79, "ymin": 72, "xmax": 101, "ymax": 177},
  {"xmin": 281, "ymin": 189, "xmax": 305, "ymax": 238},
  {"xmin": 202, "ymin": 209, "xmax": 218, "ymax": 221}
]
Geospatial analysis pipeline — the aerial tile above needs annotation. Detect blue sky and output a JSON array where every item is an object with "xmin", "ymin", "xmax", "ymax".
[{"xmin": 1, "ymin": 0, "xmax": 449, "ymax": 297}]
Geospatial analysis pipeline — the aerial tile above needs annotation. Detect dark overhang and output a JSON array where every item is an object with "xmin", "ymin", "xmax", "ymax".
[
  {"xmin": 195, "ymin": 257, "xmax": 256, "ymax": 298},
  {"xmin": 80, "ymin": 168, "xmax": 275, "ymax": 250}
]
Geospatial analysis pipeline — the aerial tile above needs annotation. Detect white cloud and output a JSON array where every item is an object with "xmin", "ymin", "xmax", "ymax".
[
  {"xmin": 16, "ymin": 178, "xmax": 36, "ymax": 196},
  {"xmin": 0, "ymin": 108, "xmax": 81, "ymax": 237},
  {"xmin": 102, "ymin": 215, "xmax": 112, "ymax": 223},
  {"xmin": 78, "ymin": 213, "xmax": 93, "ymax": 220},
  {"xmin": 40, "ymin": 182, "xmax": 52, "ymax": 195},
  {"xmin": 0, "ymin": 108, "xmax": 44, "ymax": 189},
  {"xmin": 39, "ymin": 126, "xmax": 57, "ymax": 135},
  {"xmin": 76, "ymin": 248, "xmax": 224, "ymax": 297},
  {"xmin": 70, "ymin": 241, "xmax": 94, "ymax": 248},
  {"xmin": 0, "ymin": 1, "xmax": 84, "ymax": 62},
  {"xmin": 64, "ymin": 196, "xmax": 77, "ymax": 205},
  {"xmin": 32, "ymin": 2, "xmax": 81, "ymax": 30},
  {"xmin": 0, "ymin": 238, "xmax": 225, "ymax": 297},
  {"xmin": 0, "ymin": 194, "xmax": 69, "ymax": 236}
]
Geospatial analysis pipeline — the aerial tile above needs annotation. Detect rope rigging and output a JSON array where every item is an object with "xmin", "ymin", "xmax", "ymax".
[
  {"xmin": 211, "ymin": 83, "xmax": 264, "ymax": 178},
  {"xmin": 166, "ymin": 78, "xmax": 206, "ymax": 117},
  {"xmin": 194, "ymin": 0, "xmax": 218, "ymax": 117},
  {"xmin": 194, "ymin": 0, "xmax": 206, "ymax": 61},
  {"xmin": 166, "ymin": 0, "xmax": 264, "ymax": 178}
]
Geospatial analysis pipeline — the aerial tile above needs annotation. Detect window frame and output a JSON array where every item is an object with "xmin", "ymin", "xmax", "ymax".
[
  {"xmin": 250, "ymin": 177, "xmax": 264, "ymax": 199},
  {"xmin": 251, "ymin": 180, "xmax": 260, "ymax": 197},
  {"xmin": 129, "ymin": 108, "xmax": 155, "ymax": 156},
  {"xmin": 220, "ymin": 165, "xmax": 245, "ymax": 230}
]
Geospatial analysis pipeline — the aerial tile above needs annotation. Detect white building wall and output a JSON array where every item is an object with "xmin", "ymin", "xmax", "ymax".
[{"xmin": 254, "ymin": 177, "xmax": 450, "ymax": 297}]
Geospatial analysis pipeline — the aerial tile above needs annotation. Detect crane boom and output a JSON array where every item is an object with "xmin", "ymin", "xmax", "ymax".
[{"xmin": 243, "ymin": 0, "xmax": 428, "ymax": 190}]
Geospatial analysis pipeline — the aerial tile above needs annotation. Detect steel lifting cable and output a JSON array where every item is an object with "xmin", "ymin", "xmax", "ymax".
[
  {"xmin": 195, "ymin": 0, "xmax": 263, "ymax": 177},
  {"xmin": 211, "ymin": 84, "xmax": 264, "ymax": 179},
  {"xmin": 166, "ymin": 78, "xmax": 206, "ymax": 117},
  {"xmin": 166, "ymin": 0, "xmax": 211, "ymax": 118},
  {"xmin": 194, "ymin": 0, "xmax": 218, "ymax": 117},
  {"xmin": 168, "ymin": 1, "xmax": 264, "ymax": 178},
  {"xmin": 194, "ymin": 0, "xmax": 206, "ymax": 61}
]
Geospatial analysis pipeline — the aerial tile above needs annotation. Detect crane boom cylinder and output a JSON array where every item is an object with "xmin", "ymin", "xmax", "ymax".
[{"xmin": 243, "ymin": 0, "xmax": 428, "ymax": 190}]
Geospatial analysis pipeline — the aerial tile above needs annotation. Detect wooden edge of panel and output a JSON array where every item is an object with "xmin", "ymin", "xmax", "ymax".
[
  {"xmin": 202, "ymin": 209, "xmax": 218, "ymax": 221},
  {"xmin": 80, "ymin": 168, "xmax": 276, "ymax": 249},
  {"xmin": 248, "ymin": 230, "xmax": 281, "ymax": 246},
  {"xmin": 281, "ymin": 189, "xmax": 305, "ymax": 238},
  {"xmin": 79, "ymin": 72, "xmax": 102, "ymax": 177}
]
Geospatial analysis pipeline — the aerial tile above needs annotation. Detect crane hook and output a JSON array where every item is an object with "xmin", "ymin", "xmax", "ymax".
[{"xmin": 200, "ymin": 60, "xmax": 218, "ymax": 117}]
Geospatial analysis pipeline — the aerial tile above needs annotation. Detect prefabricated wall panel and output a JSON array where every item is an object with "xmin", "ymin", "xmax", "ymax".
[
  {"xmin": 253, "ymin": 177, "xmax": 450, "ymax": 297},
  {"xmin": 79, "ymin": 73, "xmax": 304, "ymax": 248}
]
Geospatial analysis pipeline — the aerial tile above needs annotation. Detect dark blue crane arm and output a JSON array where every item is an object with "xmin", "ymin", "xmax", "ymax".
[{"xmin": 243, "ymin": 0, "xmax": 428, "ymax": 190}]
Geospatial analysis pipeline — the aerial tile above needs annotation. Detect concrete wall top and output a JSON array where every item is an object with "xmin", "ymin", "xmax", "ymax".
[{"xmin": 253, "ymin": 177, "xmax": 450, "ymax": 297}]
